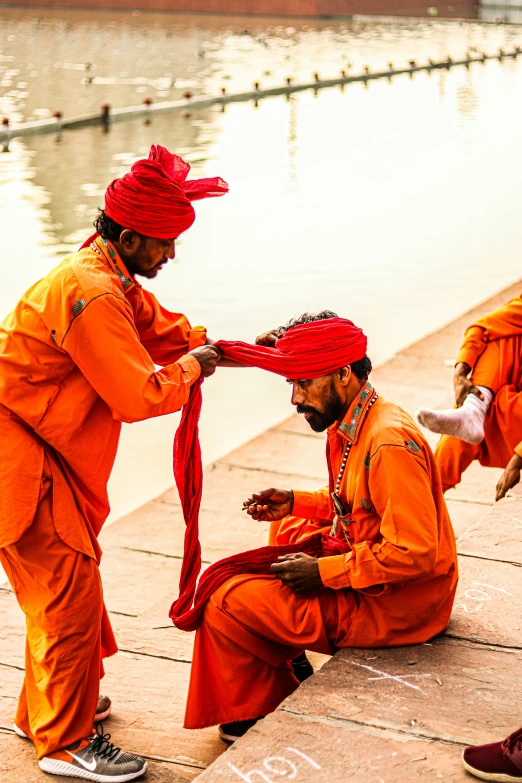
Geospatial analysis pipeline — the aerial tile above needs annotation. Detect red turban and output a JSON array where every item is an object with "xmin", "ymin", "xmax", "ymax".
[
  {"xmin": 169, "ymin": 317, "xmax": 367, "ymax": 631},
  {"xmin": 80, "ymin": 145, "xmax": 228, "ymax": 248},
  {"xmin": 218, "ymin": 317, "xmax": 367, "ymax": 378},
  {"xmin": 104, "ymin": 145, "xmax": 228, "ymax": 238}
]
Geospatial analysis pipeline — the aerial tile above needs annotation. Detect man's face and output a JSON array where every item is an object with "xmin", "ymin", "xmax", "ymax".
[
  {"xmin": 288, "ymin": 374, "xmax": 344, "ymax": 432},
  {"xmin": 121, "ymin": 234, "xmax": 177, "ymax": 279}
]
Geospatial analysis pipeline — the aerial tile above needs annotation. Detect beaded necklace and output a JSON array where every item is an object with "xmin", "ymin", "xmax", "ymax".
[{"xmin": 331, "ymin": 391, "xmax": 379, "ymax": 518}]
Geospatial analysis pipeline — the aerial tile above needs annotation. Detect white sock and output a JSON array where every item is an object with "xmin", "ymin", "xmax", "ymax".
[{"xmin": 415, "ymin": 387, "xmax": 492, "ymax": 444}]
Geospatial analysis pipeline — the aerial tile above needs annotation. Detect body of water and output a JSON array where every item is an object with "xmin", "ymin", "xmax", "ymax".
[{"xmin": 1, "ymin": 10, "xmax": 521, "ymax": 523}]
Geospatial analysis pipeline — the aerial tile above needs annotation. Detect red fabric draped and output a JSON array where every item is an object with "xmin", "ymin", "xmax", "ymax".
[
  {"xmin": 217, "ymin": 318, "xmax": 367, "ymax": 379},
  {"xmin": 169, "ymin": 319, "xmax": 363, "ymax": 631},
  {"xmin": 80, "ymin": 145, "xmax": 228, "ymax": 248}
]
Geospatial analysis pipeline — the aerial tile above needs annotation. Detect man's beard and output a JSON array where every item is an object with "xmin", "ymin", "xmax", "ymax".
[{"xmin": 296, "ymin": 383, "xmax": 344, "ymax": 432}]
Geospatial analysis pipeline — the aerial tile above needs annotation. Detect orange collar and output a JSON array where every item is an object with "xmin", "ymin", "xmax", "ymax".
[
  {"xmin": 329, "ymin": 380, "xmax": 377, "ymax": 445},
  {"xmin": 91, "ymin": 236, "xmax": 141, "ymax": 293}
]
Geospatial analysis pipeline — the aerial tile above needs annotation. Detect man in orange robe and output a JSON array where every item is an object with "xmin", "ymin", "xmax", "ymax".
[
  {"xmin": 416, "ymin": 295, "xmax": 522, "ymax": 500},
  {"xmin": 183, "ymin": 311, "xmax": 458, "ymax": 741},
  {"xmin": 0, "ymin": 146, "xmax": 228, "ymax": 780}
]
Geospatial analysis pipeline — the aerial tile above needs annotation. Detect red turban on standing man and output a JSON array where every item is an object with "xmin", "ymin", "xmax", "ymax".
[{"xmin": 82, "ymin": 144, "xmax": 228, "ymax": 247}]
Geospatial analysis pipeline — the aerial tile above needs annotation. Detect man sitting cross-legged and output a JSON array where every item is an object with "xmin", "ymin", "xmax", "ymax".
[
  {"xmin": 416, "ymin": 295, "xmax": 522, "ymax": 501},
  {"xmin": 183, "ymin": 312, "xmax": 459, "ymax": 741}
]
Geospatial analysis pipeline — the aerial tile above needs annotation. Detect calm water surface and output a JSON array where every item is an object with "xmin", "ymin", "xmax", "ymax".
[{"xmin": 1, "ymin": 10, "xmax": 522, "ymax": 523}]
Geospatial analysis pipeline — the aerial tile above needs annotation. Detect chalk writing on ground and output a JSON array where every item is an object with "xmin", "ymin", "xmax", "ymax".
[
  {"xmin": 455, "ymin": 580, "xmax": 512, "ymax": 614},
  {"xmin": 350, "ymin": 661, "xmax": 432, "ymax": 694},
  {"xmin": 227, "ymin": 746, "xmax": 321, "ymax": 781}
]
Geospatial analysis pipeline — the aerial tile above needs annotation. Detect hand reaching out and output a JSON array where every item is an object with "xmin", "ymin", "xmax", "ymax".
[
  {"xmin": 242, "ymin": 488, "xmax": 294, "ymax": 521},
  {"xmin": 496, "ymin": 453, "xmax": 522, "ymax": 502}
]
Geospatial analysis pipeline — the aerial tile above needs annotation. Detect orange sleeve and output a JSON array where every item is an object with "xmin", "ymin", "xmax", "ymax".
[
  {"xmin": 292, "ymin": 486, "xmax": 333, "ymax": 522},
  {"xmin": 455, "ymin": 325, "xmax": 487, "ymax": 369},
  {"xmin": 63, "ymin": 293, "xmax": 201, "ymax": 423},
  {"xmin": 319, "ymin": 445, "xmax": 439, "ymax": 591},
  {"xmin": 456, "ymin": 296, "xmax": 522, "ymax": 368},
  {"xmin": 515, "ymin": 443, "xmax": 522, "ymax": 459},
  {"xmin": 134, "ymin": 288, "xmax": 207, "ymax": 366}
]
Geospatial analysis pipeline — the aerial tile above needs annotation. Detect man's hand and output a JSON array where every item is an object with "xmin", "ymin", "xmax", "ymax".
[
  {"xmin": 255, "ymin": 329, "xmax": 280, "ymax": 348},
  {"xmin": 454, "ymin": 362, "xmax": 483, "ymax": 407},
  {"xmin": 243, "ymin": 488, "xmax": 294, "ymax": 521},
  {"xmin": 496, "ymin": 453, "xmax": 522, "ymax": 502},
  {"xmin": 190, "ymin": 345, "xmax": 222, "ymax": 377},
  {"xmin": 270, "ymin": 553, "xmax": 322, "ymax": 594}
]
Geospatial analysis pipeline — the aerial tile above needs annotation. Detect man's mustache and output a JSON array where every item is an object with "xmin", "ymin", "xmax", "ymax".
[{"xmin": 296, "ymin": 405, "xmax": 321, "ymax": 416}]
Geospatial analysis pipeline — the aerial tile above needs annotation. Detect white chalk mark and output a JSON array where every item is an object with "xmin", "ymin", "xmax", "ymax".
[
  {"xmin": 285, "ymin": 747, "xmax": 321, "ymax": 770},
  {"xmin": 350, "ymin": 662, "xmax": 428, "ymax": 694},
  {"xmin": 368, "ymin": 674, "xmax": 432, "ymax": 681},
  {"xmin": 473, "ymin": 582, "xmax": 512, "ymax": 596},
  {"xmin": 264, "ymin": 757, "xmax": 297, "ymax": 778},
  {"xmin": 455, "ymin": 602, "xmax": 483, "ymax": 613}
]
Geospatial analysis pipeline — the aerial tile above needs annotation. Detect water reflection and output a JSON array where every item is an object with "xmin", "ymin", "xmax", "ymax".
[{"xmin": 1, "ymin": 12, "xmax": 522, "ymax": 522}]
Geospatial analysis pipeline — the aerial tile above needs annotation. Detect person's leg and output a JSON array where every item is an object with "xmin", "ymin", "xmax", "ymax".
[
  {"xmin": 416, "ymin": 340, "xmax": 506, "ymax": 443},
  {"xmin": 184, "ymin": 574, "xmax": 355, "ymax": 730},
  {"xmin": 434, "ymin": 434, "xmax": 481, "ymax": 492},
  {"xmin": 0, "ymin": 463, "xmax": 102, "ymax": 759}
]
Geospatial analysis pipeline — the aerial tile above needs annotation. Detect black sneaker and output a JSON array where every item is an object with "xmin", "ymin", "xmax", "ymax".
[
  {"xmin": 38, "ymin": 723, "xmax": 147, "ymax": 781},
  {"xmin": 218, "ymin": 717, "xmax": 263, "ymax": 743},
  {"xmin": 292, "ymin": 652, "xmax": 314, "ymax": 682}
]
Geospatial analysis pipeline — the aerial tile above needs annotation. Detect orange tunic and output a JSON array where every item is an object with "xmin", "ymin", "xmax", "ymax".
[
  {"xmin": 0, "ymin": 236, "xmax": 206, "ymax": 757},
  {"xmin": 436, "ymin": 296, "xmax": 522, "ymax": 490},
  {"xmin": 184, "ymin": 382, "xmax": 458, "ymax": 729}
]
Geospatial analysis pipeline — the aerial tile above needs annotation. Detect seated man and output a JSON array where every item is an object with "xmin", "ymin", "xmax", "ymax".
[
  {"xmin": 416, "ymin": 295, "xmax": 522, "ymax": 500},
  {"xmin": 183, "ymin": 311, "xmax": 458, "ymax": 741}
]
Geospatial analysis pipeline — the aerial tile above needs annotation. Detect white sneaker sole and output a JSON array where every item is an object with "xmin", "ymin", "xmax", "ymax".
[
  {"xmin": 38, "ymin": 757, "xmax": 147, "ymax": 782},
  {"xmin": 13, "ymin": 723, "xmax": 29, "ymax": 739},
  {"xmin": 218, "ymin": 726, "xmax": 240, "ymax": 743},
  {"xmin": 462, "ymin": 754, "xmax": 522, "ymax": 782}
]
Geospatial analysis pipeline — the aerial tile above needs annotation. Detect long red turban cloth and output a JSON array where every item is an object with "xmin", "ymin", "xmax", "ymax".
[
  {"xmin": 80, "ymin": 145, "xmax": 228, "ymax": 248},
  {"xmin": 170, "ymin": 318, "xmax": 368, "ymax": 631}
]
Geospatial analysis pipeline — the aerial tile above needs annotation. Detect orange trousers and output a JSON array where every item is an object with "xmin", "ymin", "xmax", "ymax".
[
  {"xmin": 0, "ymin": 461, "xmax": 104, "ymax": 759},
  {"xmin": 184, "ymin": 573, "xmax": 357, "ymax": 729},
  {"xmin": 436, "ymin": 335, "xmax": 522, "ymax": 491}
]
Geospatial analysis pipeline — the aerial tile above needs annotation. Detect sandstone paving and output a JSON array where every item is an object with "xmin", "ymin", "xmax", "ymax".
[
  {"xmin": 3, "ymin": 281, "xmax": 522, "ymax": 780},
  {"xmin": 457, "ymin": 495, "xmax": 522, "ymax": 566},
  {"xmin": 448, "ymin": 555, "xmax": 522, "ymax": 648},
  {"xmin": 193, "ymin": 711, "xmax": 470, "ymax": 782},
  {"xmin": 282, "ymin": 639, "xmax": 521, "ymax": 746}
]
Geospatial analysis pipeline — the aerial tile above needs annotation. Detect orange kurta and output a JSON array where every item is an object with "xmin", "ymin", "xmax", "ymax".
[
  {"xmin": 184, "ymin": 382, "xmax": 458, "ymax": 729},
  {"xmin": 436, "ymin": 296, "xmax": 522, "ymax": 491},
  {"xmin": 0, "ymin": 236, "xmax": 206, "ymax": 758}
]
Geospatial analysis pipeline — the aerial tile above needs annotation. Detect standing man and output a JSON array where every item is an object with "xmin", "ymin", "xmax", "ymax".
[
  {"xmin": 0, "ymin": 145, "xmax": 226, "ymax": 781},
  {"xmin": 183, "ymin": 312, "xmax": 458, "ymax": 740}
]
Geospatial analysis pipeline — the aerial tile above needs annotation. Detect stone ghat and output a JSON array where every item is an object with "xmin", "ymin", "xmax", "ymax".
[
  {"xmin": 2, "ymin": 279, "xmax": 522, "ymax": 780},
  {"xmin": 1, "ymin": 47, "xmax": 520, "ymax": 146}
]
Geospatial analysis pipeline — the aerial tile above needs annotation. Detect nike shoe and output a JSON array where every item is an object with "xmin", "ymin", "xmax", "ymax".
[
  {"xmin": 462, "ymin": 727, "xmax": 522, "ymax": 781},
  {"xmin": 218, "ymin": 717, "xmax": 263, "ymax": 743},
  {"xmin": 39, "ymin": 724, "xmax": 147, "ymax": 781},
  {"xmin": 13, "ymin": 722, "xmax": 29, "ymax": 739}
]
